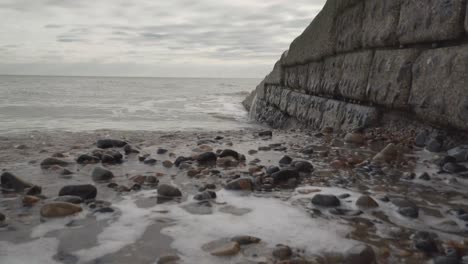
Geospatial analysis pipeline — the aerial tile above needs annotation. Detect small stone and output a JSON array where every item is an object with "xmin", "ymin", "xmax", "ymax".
[
  {"xmin": 301, "ymin": 145, "xmax": 314, "ymax": 155},
  {"xmin": 94, "ymin": 207, "xmax": 115, "ymax": 214},
  {"xmin": 59, "ymin": 184, "xmax": 97, "ymax": 200},
  {"xmin": 123, "ymin": 144, "xmax": 140, "ymax": 155},
  {"xmin": 22, "ymin": 195, "xmax": 40, "ymax": 206},
  {"xmin": 231, "ymin": 235, "xmax": 261, "ymax": 245},
  {"xmin": 216, "ymin": 157, "xmax": 239, "ymax": 167},
  {"xmin": 426, "ymin": 137, "xmax": 443, "ymax": 153},
  {"xmin": 202, "ymin": 239, "xmax": 240, "ymax": 256},
  {"xmin": 91, "ymin": 167, "xmax": 114, "ymax": 182},
  {"xmin": 272, "ymin": 245, "xmax": 292, "ymax": 260},
  {"xmin": 174, "ymin": 156, "xmax": 192, "ymax": 167},
  {"xmin": 343, "ymin": 244, "xmax": 376, "ymax": 264},
  {"xmin": 0, "ymin": 212, "xmax": 5, "ymax": 222},
  {"xmin": 219, "ymin": 149, "xmax": 240, "ymax": 160},
  {"xmin": 338, "ymin": 193, "xmax": 351, "ymax": 199},
  {"xmin": 225, "ymin": 178, "xmax": 254, "ymax": 191},
  {"xmin": 344, "ymin": 132, "xmax": 366, "ymax": 145},
  {"xmin": 447, "ymin": 145, "xmax": 468, "ymax": 162},
  {"xmin": 1, "ymin": 172, "xmax": 33, "ymax": 192},
  {"xmin": 279, "ymin": 155, "xmax": 293, "ymax": 166},
  {"xmin": 40, "ymin": 158, "xmax": 69, "ymax": 168},
  {"xmin": 271, "ymin": 169, "xmax": 299, "ymax": 184},
  {"xmin": 196, "ymin": 152, "xmax": 217, "ymax": 165},
  {"xmin": 40, "ymin": 202, "xmax": 82, "ymax": 218},
  {"xmin": 266, "ymin": 166, "xmax": 280, "ymax": 175},
  {"xmin": 77, "ymin": 154, "xmax": 100, "ymax": 164},
  {"xmin": 442, "ymin": 162, "xmax": 467, "ymax": 174},
  {"xmin": 157, "ymin": 148, "xmax": 169, "ymax": 155},
  {"xmin": 311, "ymin": 194, "xmax": 340, "ymax": 207},
  {"xmin": 412, "ymin": 231, "xmax": 439, "ymax": 254},
  {"xmin": 143, "ymin": 158, "xmax": 157, "ymax": 165},
  {"xmin": 248, "ymin": 150, "xmax": 258, "ymax": 155},
  {"xmin": 258, "ymin": 131, "xmax": 273, "ymax": 137},
  {"xmin": 356, "ymin": 195, "xmax": 379, "ymax": 209},
  {"xmin": 101, "ymin": 154, "xmax": 116, "ymax": 164},
  {"xmin": 157, "ymin": 255, "xmax": 180, "ymax": 264},
  {"xmin": 194, "ymin": 191, "xmax": 216, "ymax": 201},
  {"xmin": 146, "ymin": 176, "xmax": 159, "ymax": 185},
  {"xmin": 414, "ymin": 131, "xmax": 428, "ymax": 147},
  {"xmin": 26, "ymin": 185, "xmax": 42, "ymax": 196},
  {"xmin": 419, "ymin": 172, "xmax": 431, "ymax": 181},
  {"xmin": 96, "ymin": 139, "xmax": 127, "ymax": 149},
  {"xmin": 258, "ymin": 146, "xmax": 271, "ymax": 151},
  {"xmin": 292, "ymin": 160, "xmax": 314, "ymax": 173},
  {"xmin": 138, "ymin": 154, "xmax": 150, "ymax": 162},
  {"xmin": 157, "ymin": 184, "xmax": 182, "ymax": 197},
  {"xmin": 162, "ymin": 160, "xmax": 173, "ymax": 168}
]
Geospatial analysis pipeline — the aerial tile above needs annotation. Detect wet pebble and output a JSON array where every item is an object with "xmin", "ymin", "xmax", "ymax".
[
  {"xmin": 77, "ymin": 154, "xmax": 100, "ymax": 164},
  {"xmin": 157, "ymin": 184, "xmax": 182, "ymax": 197},
  {"xmin": 272, "ymin": 245, "xmax": 292, "ymax": 260},
  {"xmin": 59, "ymin": 184, "xmax": 97, "ymax": 200},
  {"xmin": 91, "ymin": 167, "xmax": 114, "ymax": 182},
  {"xmin": 1, "ymin": 172, "xmax": 33, "ymax": 192},
  {"xmin": 96, "ymin": 139, "xmax": 127, "ymax": 149},
  {"xmin": 356, "ymin": 195, "xmax": 379, "ymax": 209},
  {"xmin": 225, "ymin": 178, "xmax": 254, "ymax": 191},
  {"xmin": 40, "ymin": 157, "xmax": 70, "ymax": 169},
  {"xmin": 202, "ymin": 239, "xmax": 240, "ymax": 256},
  {"xmin": 40, "ymin": 202, "xmax": 82, "ymax": 218},
  {"xmin": 343, "ymin": 244, "xmax": 376, "ymax": 264},
  {"xmin": 311, "ymin": 194, "xmax": 340, "ymax": 207},
  {"xmin": 279, "ymin": 155, "xmax": 293, "ymax": 166}
]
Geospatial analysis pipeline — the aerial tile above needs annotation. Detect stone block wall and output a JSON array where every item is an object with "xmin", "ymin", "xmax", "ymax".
[{"xmin": 245, "ymin": 0, "xmax": 468, "ymax": 132}]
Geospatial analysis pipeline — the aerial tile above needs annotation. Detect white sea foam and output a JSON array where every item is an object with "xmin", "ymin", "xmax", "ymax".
[{"xmin": 0, "ymin": 238, "xmax": 61, "ymax": 264}]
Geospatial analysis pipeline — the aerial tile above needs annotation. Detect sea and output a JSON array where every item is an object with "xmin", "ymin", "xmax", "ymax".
[{"xmin": 0, "ymin": 75, "xmax": 261, "ymax": 134}]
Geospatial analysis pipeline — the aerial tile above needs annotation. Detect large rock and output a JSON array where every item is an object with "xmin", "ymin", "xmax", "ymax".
[
  {"xmin": 0, "ymin": 172, "xmax": 33, "ymax": 192},
  {"xmin": 58, "ymin": 184, "xmax": 97, "ymax": 200},
  {"xmin": 271, "ymin": 169, "xmax": 299, "ymax": 184},
  {"xmin": 410, "ymin": 46, "xmax": 468, "ymax": 131},
  {"xmin": 367, "ymin": 49, "xmax": 421, "ymax": 109},
  {"xmin": 362, "ymin": 0, "xmax": 401, "ymax": 47},
  {"xmin": 40, "ymin": 202, "xmax": 82, "ymax": 218},
  {"xmin": 397, "ymin": 0, "xmax": 465, "ymax": 44},
  {"xmin": 91, "ymin": 167, "xmax": 114, "ymax": 182}
]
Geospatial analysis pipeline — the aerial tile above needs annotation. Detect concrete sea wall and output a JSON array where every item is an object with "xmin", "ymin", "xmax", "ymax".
[{"xmin": 245, "ymin": 0, "xmax": 468, "ymax": 132}]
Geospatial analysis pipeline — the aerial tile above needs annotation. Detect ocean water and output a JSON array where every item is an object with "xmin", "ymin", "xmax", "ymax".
[{"xmin": 0, "ymin": 75, "xmax": 261, "ymax": 134}]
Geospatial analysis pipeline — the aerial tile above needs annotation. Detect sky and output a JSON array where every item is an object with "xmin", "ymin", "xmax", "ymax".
[{"xmin": 0, "ymin": 0, "xmax": 325, "ymax": 78}]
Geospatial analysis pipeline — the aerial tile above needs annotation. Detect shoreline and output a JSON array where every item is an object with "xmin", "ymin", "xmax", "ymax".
[{"xmin": 1, "ymin": 128, "xmax": 468, "ymax": 263}]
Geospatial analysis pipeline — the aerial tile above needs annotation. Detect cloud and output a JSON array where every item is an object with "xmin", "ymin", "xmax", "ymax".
[{"xmin": 0, "ymin": 0, "xmax": 326, "ymax": 77}]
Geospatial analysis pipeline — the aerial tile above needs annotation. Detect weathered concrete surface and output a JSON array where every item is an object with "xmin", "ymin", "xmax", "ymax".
[
  {"xmin": 362, "ymin": 0, "xmax": 401, "ymax": 47},
  {"xmin": 320, "ymin": 55, "xmax": 344, "ymax": 97},
  {"xmin": 410, "ymin": 45, "xmax": 468, "ymax": 131},
  {"xmin": 306, "ymin": 62, "xmax": 323, "ymax": 95},
  {"xmin": 284, "ymin": 65, "xmax": 309, "ymax": 91},
  {"xmin": 367, "ymin": 49, "xmax": 420, "ymax": 109},
  {"xmin": 264, "ymin": 60, "xmax": 283, "ymax": 85},
  {"xmin": 319, "ymin": 98, "xmax": 379, "ymax": 130},
  {"xmin": 335, "ymin": 2, "xmax": 364, "ymax": 53},
  {"xmin": 397, "ymin": 0, "xmax": 466, "ymax": 44},
  {"xmin": 466, "ymin": 2, "xmax": 468, "ymax": 34},
  {"xmin": 284, "ymin": 1, "xmax": 337, "ymax": 65},
  {"xmin": 337, "ymin": 50, "xmax": 374, "ymax": 101}
]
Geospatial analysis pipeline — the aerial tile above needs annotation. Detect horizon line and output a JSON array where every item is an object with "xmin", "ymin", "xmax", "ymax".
[{"xmin": 0, "ymin": 74, "xmax": 261, "ymax": 79}]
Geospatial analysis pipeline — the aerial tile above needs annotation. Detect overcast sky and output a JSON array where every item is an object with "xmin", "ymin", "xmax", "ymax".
[{"xmin": 0, "ymin": 0, "xmax": 325, "ymax": 78}]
